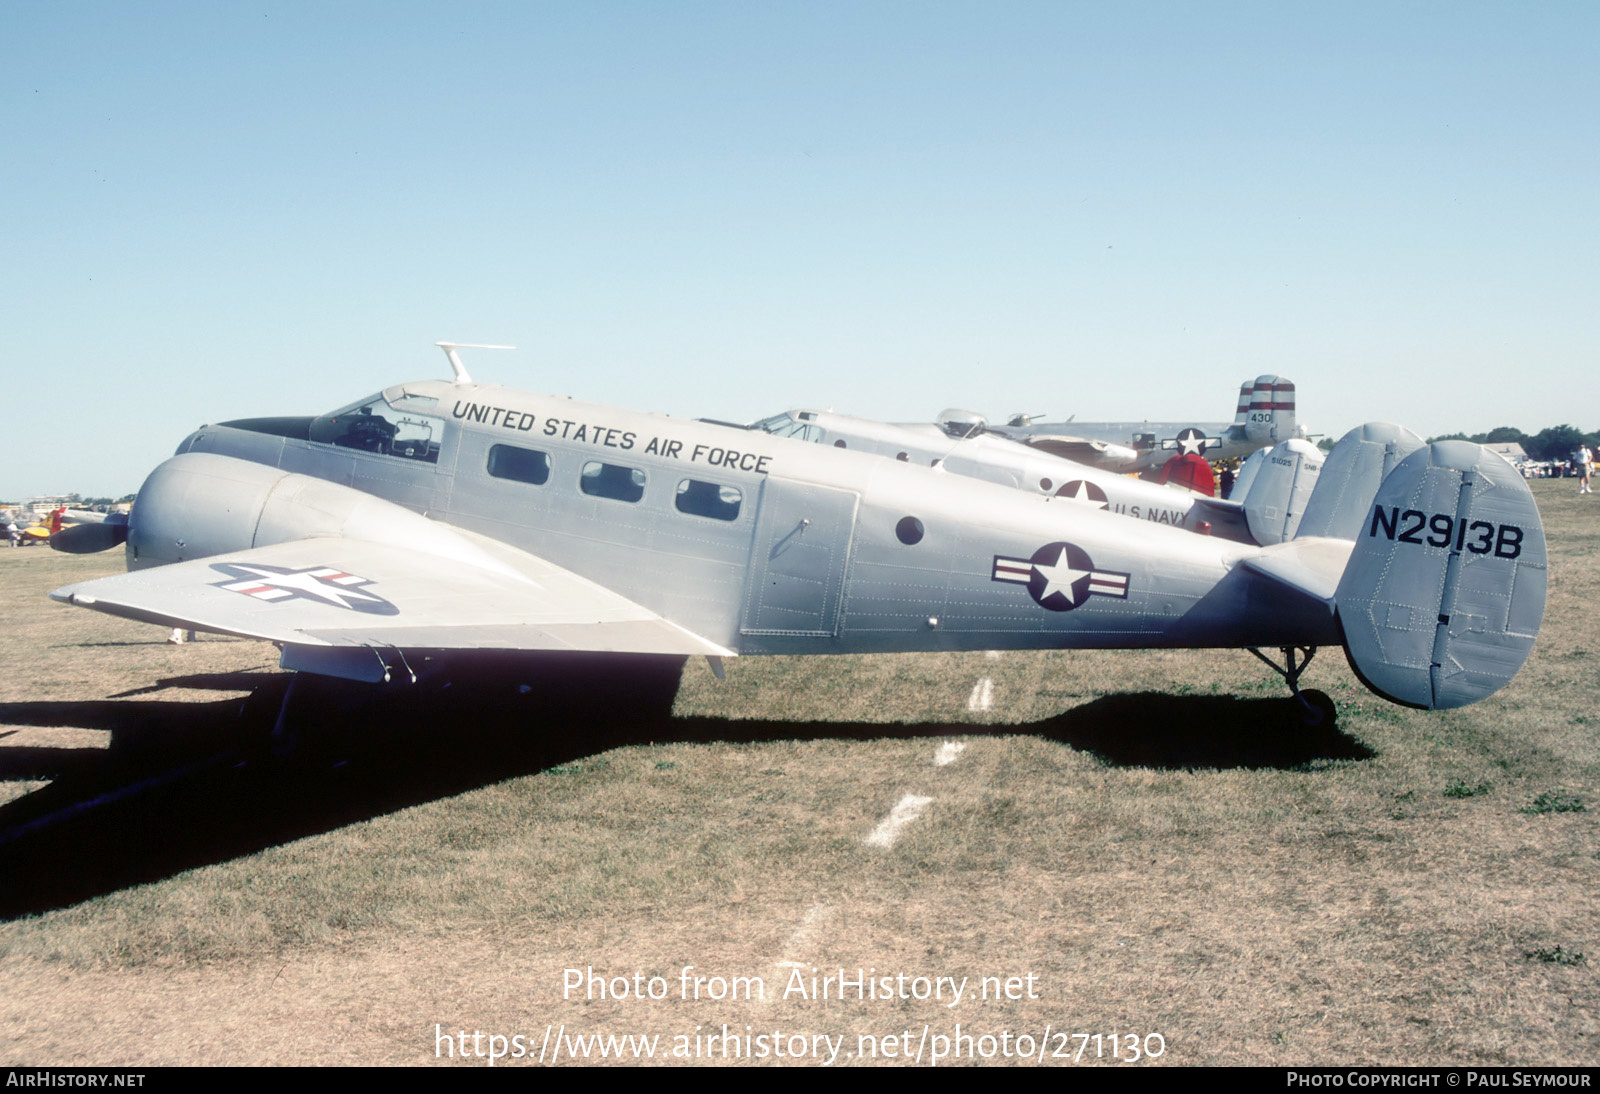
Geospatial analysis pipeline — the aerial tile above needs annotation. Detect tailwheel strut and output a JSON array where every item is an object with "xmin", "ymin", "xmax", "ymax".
[{"xmin": 1246, "ymin": 646, "xmax": 1335, "ymax": 727}]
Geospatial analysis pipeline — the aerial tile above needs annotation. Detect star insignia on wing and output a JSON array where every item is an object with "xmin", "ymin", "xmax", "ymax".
[{"xmin": 209, "ymin": 563, "xmax": 399, "ymax": 615}]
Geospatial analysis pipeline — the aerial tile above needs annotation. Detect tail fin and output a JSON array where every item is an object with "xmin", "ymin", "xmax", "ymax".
[
  {"xmin": 1241, "ymin": 438, "xmax": 1324, "ymax": 545},
  {"xmin": 1297, "ymin": 422, "xmax": 1424, "ymax": 540},
  {"xmin": 1334, "ymin": 442, "xmax": 1546, "ymax": 709},
  {"xmin": 1233, "ymin": 380, "xmax": 1254, "ymax": 426},
  {"xmin": 1242, "ymin": 375, "xmax": 1296, "ymax": 445}
]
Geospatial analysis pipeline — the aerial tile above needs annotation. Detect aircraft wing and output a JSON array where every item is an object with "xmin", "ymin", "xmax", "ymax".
[
  {"xmin": 1018, "ymin": 435, "xmax": 1106, "ymax": 463},
  {"xmin": 52, "ymin": 530, "xmax": 733, "ymax": 680}
]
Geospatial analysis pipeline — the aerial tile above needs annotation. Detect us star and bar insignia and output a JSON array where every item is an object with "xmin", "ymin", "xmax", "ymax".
[
  {"xmin": 991, "ymin": 541, "xmax": 1130, "ymax": 612},
  {"xmin": 209, "ymin": 562, "xmax": 399, "ymax": 615}
]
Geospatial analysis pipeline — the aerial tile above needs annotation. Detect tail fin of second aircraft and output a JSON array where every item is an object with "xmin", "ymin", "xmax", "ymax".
[
  {"xmin": 1233, "ymin": 380, "xmax": 1255, "ymax": 426},
  {"xmin": 1332, "ymin": 442, "xmax": 1546, "ymax": 709},
  {"xmin": 1239, "ymin": 438, "xmax": 1324, "ymax": 545},
  {"xmin": 1239, "ymin": 375, "xmax": 1296, "ymax": 445},
  {"xmin": 1296, "ymin": 422, "xmax": 1425, "ymax": 541}
]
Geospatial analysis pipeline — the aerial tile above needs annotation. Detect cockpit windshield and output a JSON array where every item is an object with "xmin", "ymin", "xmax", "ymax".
[
  {"xmin": 936, "ymin": 409, "xmax": 988, "ymax": 441},
  {"xmin": 749, "ymin": 412, "xmax": 825, "ymax": 444},
  {"xmin": 310, "ymin": 393, "xmax": 445, "ymax": 463}
]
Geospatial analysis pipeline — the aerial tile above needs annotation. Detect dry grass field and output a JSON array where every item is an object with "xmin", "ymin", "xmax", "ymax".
[{"xmin": 0, "ymin": 480, "xmax": 1594, "ymax": 1067}]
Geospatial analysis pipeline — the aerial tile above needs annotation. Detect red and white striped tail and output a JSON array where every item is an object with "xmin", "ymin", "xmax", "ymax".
[
  {"xmin": 1239, "ymin": 374, "xmax": 1297, "ymax": 443},
  {"xmin": 1250, "ymin": 375, "xmax": 1295, "ymax": 415},
  {"xmin": 1234, "ymin": 381, "xmax": 1254, "ymax": 424}
]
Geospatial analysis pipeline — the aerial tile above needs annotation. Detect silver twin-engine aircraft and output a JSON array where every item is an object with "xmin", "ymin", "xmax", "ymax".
[
  {"xmin": 738, "ymin": 407, "xmax": 1326, "ymax": 548},
  {"xmin": 51, "ymin": 345, "xmax": 1546, "ymax": 728},
  {"xmin": 993, "ymin": 375, "xmax": 1304, "ymax": 473}
]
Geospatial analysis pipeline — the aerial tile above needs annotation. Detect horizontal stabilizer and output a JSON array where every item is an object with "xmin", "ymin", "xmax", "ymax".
[{"xmin": 1238, "ymin": 536, "xmax": 1354, "ymax": 603}]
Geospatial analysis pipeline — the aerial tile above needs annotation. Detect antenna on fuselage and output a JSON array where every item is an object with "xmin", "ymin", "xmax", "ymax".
[{"xmin": 436, "ymin": 341, "xmax": 515, "ymax": 385}]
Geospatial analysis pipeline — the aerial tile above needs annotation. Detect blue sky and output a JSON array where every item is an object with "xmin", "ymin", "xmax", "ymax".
[{"xmin": 5, "ymin": 2, "xmax": 1596, "ymax": 500}]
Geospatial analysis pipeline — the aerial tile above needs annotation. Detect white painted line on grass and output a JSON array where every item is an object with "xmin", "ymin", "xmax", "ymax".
[
  {"xmin": 966, "ymin": 677, "xmax": 993, "ymax": 712},
  {"xmin": 864, "ymin": 793, "xmax": 934, "ymax": 849},
  {"xmin": 933, "ymin": 741, "xmax": 967, "ymax": 767},
  {"xmin": 774, "ymin": 903, "xmax": 830, "ymax": 966}
]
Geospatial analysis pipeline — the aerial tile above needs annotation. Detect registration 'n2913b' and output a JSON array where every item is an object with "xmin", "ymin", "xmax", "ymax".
[{"xmin": 1368, "ymin": 506, "xmax": 1524, "ymax": 559}]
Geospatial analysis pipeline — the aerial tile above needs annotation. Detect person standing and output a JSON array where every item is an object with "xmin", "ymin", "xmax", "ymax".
[{"xmin": 1579, "ymin": 444, "xmax": 1594, "ymax": 494}]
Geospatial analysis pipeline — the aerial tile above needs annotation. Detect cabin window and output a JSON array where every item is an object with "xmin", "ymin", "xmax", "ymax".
[
  {"xmin": 675, "ymin": 479, "xmax": 742, "ymax": 522},
  {"xmin": 487, "ymin": 444, "xmax": 551, "ymax": 486},
  {"xmin": 580, "ymin": 461, "xmax": 646, "ymax": 503},
  {"xmin": 896, "ymin": 516, "xmax": 925, "ymax": 545}
]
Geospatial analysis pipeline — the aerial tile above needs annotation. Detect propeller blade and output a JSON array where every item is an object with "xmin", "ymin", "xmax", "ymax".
[{"xmin": 50, "ymin": 517, "xmax": 128, "ymax": 554}]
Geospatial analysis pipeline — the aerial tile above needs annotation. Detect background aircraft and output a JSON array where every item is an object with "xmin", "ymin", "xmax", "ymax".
[
  {"xmin": 735, "ymin": 407, "xmax": 1326, "ymax": 547},
  {"xmin": 50, "ymin": 347, "xmax": 1543, "ymax": 738},
  {"xmin": 990, "ymin": 374, "xmax": 1304, "ymax": 473}
]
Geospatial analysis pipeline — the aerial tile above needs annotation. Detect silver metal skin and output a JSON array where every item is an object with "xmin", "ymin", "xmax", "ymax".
[{"xmin": 49, "ymin": 359, "xmax": 1545, "ymax": 710}]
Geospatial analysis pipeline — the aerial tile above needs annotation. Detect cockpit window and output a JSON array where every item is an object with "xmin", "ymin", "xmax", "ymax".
[
  {"xmin": 749, "ymin": 412, "xmax": 825, "ymax": 444},
  {"xmin": 310, "ymin": 395, "xmax": 444, "ymax": 462}
]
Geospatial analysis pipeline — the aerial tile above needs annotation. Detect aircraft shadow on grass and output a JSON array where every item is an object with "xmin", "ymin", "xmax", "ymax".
[{"xmin": 0, "ymin": 659, "xmax": 1371, "ymax": 918}]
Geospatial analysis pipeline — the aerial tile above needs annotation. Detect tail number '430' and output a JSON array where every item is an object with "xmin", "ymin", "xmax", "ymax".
[{"xmin": 1368, "ymin": 506, "xmax": 1523, "ymax": 559}]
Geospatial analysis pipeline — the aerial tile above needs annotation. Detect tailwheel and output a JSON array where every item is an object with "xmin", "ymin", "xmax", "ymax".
[
  {"xmin": 1246, "ymin": 646, "xmax": 1337, "ymax": 727},
  {"xmin": 1296, "ymin": 689, "xmax": 1337, "ymax": 728}
]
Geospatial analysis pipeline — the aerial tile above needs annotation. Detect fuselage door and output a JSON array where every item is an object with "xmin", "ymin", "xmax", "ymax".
[{"xmin": 741, "ymin": 481, "xmax": 859, "ymax": 637}]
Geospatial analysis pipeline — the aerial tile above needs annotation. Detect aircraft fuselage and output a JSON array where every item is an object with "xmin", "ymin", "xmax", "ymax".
[{"xmin": 169, "ymin": 378, "xmax": 1338, "ymax": 657}]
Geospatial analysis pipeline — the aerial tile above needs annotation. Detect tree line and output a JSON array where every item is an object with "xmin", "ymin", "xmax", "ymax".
[{"xmin": 1423, "ymin": 425, "xmax": 1597, "ymax": 462}]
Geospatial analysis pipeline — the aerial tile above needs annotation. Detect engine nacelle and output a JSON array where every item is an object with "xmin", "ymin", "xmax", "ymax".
[{"xmin": 127, "ymin": 452, "xmax": 458, "ymax": 570}]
